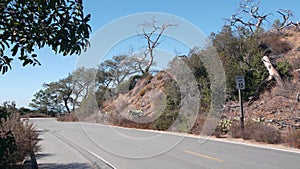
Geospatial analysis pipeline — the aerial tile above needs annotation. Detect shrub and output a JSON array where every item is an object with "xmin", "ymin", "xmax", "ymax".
[
  {"xmin": 259, "ymin": 32, "xmax": 292, "ymax": 55},
  {"xmin": 0, "ymin": 114, "xmax": 40, "ymax": 168},
  {"xmin": 285, "ymin": 129, "xmax": 300, "ymax": 148},
  {"xmin": 230, "ymin": 122, "xmax": 282, "ymax": 144},
  {"xmin": 57, "ymin": 113, "xmax": 79, "ymax": 122},
  {"xmin": 191, "ymin": 115, "xmax": 207, "ymax": 135},
  {"xmin": 213, "ymin": 125, "xmax": 224, "ymax": 138},
  {"xmin": 150, "ymin": 80, "xmax": 180, "ymax": 131},
  {"xmin": 150, "ymin": 110, "xmax": 178, "ymax": 131},
  {"xmin": 213, "ymin": 119, "xmax": 235, "ymax": 138},
  {"xmin": 219, "ymin": 119, "xmax": 234, "ymax": 133},
  {"xmin": 229, "ymin": 123, "xmax": 245, "ymax": 139},
  {"xmin": 276, "ymin": 60, "xmax": 292, "ymax": 80},
  {"xmin": 251, "ymin": 123, "xmax": 282, "ymax": 144},
  {"xmin": 0, "ymin": 131, "xmax": 17, "ymax": 168}
]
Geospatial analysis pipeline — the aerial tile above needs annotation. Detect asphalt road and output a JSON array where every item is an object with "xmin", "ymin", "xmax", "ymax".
[{"xmin": 30, "ymin": 118, "xmax": 300, "ymax": 169}]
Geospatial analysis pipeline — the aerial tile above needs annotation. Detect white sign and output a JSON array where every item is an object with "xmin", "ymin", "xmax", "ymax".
[{"xmin": 236, "ymin": 76, "xmax": 245, "ymax": 90}]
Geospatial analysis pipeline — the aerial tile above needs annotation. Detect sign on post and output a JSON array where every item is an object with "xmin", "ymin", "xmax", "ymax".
[
  {"xmin": 236, "ymin": 75, "xmax": 245, "ymax": 130},
  {"xmin": 236, "ymin": 76, "xmax": 245, "ymax": 90}
]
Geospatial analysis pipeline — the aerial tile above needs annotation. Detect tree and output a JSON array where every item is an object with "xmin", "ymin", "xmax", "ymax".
[
  {"xmin": 222, "ymin": 0, "xmax": 297, "ymax": 101},
  {"xmin": 228, "ymin": 0, "xmax": 300, "ymax": 33},
  {"xmin": 0, "ymin": 101, "xmax": 16, "ymax": 120},
  {"xmin": 45, "ymin": 76, "xmax": 73, "ymax": 114},
  {"xmin": 30, "ymin": 68, "xmax": 98, "ymax": 114},
  {"xmin": 227, "ymin": 0, "xmax": 269, "ymax": 34},
  {"xmin": 95, "ymin": 55, "xmax": 144, "ymax": 106},
  {"xmin": 30, "ymin": 75, "xmax": 74, "ymax": 115},
  {"xmin": 95, "ymin": 54, "xmax": 147, "ymax": 89},
  {"xmin": 138, "ymin": 19, "xmax": 177, "ymax": 74},
  {"xmin": 76, "ymin": 91, "xmax": 98, "ymax": 120},
  {"xmin": 275, "ymin": 9, "xmax": 300, "ymax": 31},
  {"xmin": 29, "ymin": 89, "xmax": 49, "ymax": 114},
  {"xmin": 0, "ymin": 0, "xmax": 91, "ymax": 74},
  {"xmin": 210, "ymin": 26, "xmax": 267, "ymax": 100},
  {"xmin": 71, "ymin": 67, "xmax": 96, "ymax": 111}
]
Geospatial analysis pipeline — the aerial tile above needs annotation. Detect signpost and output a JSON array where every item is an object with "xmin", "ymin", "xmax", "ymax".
[{"xmin": 236, "ymin": 76, "xmax": 245, "ymax": 130}]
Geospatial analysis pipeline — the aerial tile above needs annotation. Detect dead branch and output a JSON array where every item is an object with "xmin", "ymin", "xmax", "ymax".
[
  {"xmin": 292, "ymin": 69, "xmax": 300, "ymax": 83},
  {"xmin": 262, "ymin": 56, "xmax": 284, "ymax": 87},
  {"xmin": 291, "ymin": 21, "xmax": 300, "ymax": 31},
  {"xmin": 249, "ymin": 56, "xmax": 284, "ymax": 104},
  {"xmin": 277, "ymin": 9, "xmax": 293, "ymax": 31},
  {"xmin": 138, "ymin": 19, "xmax": 177, "ymax": 74},
  {"xmin": 228, "ymin": 0, "xmax": 270, "ymax": 33}
]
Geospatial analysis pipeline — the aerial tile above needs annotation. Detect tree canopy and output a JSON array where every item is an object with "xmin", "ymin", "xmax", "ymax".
[{"xmin": 0, "ymin": 0, "xmax": 91, "ymax": 74}]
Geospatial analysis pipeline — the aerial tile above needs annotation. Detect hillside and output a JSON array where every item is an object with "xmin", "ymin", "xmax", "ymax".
[
  {"xmin": 100, "ymin": 72, "xmax": 173, "ymax": 126},
  {"xmin": 224, "ymin": 28, "xmax": 300, "ymax": 130},
  {"xmin": 74, "ymin": 27, "xmax": 300, "ymax": 148}
]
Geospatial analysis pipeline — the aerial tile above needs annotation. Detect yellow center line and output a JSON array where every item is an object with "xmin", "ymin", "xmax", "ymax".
[{"xmin": 183, "ymin": 150, "xmax": 224, "ymax": 163}]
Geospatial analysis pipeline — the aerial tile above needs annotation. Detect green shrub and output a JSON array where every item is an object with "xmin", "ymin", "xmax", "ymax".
[
  {"xmin": 150, "ymin": 80, "xmax": 180, "ymax": 131},
  {"xmin": 150, "ymin": 110, "xmax": 178, "ymax": 131},
  {"xmin": 276, "ymin": 60, "xmax": 292, "ymax": 80},
  {"xmin": 0, "ymin": 131, "xmax": 17, "ymax": 168}
]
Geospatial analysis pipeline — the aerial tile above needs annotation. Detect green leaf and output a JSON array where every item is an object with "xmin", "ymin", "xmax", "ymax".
[
  {"xmin": 22, "ymin": 58, "xmax": 32, "ymax": 66},
  {"xmin": 11, "ymin": 44, "xmax": 19, "ymax": 56}
]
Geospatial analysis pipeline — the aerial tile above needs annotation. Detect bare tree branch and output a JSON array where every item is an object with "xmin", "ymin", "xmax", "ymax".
[
  {"xmin": 138, "ymin": 19, "xmax": 177, "ymax": 74},
  {"xmin": 228, "ymin": 0, "xmax": 270, "ymax": 33},
  {"xmin": 277, "ymin": 9, "xmax": 293, "ymax": 30}
]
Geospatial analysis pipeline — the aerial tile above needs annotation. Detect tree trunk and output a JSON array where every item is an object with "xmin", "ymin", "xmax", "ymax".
[
  {"xmin": 293, "ymin": 69, "xmax": 300, "ymax": 83},
  {"xmin": 64, "ymin": 98, "xmax": 71, "ymax": 114},
  {"xmin": 144, "ymin": 49, "xmax": 154, "ymax": 74},
  {"xmin": 262, "ymin": 55, "xmax": 284, "ymax": 87},
  {"xmin": 249, "ymin": 56, "xmax": 284, "ymax": 104}
]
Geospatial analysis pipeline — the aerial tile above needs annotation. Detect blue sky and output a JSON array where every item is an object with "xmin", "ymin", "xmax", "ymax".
[{"xmin": 0, "ymin": 0, "xmax": 299, "ymax": 108}]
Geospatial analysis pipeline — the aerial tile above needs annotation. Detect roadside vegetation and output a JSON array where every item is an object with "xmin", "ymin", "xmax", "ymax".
[
  {"xmin": 0, "ymin": 101, "xmax": 40, "ymax": 168},
  {"xmin": 6, "ymin": 0, "xmax": 300, "ymax": 149},
  {"xmin": 1, "ymin": 0, "xmax": 92, "ymax": 167}
]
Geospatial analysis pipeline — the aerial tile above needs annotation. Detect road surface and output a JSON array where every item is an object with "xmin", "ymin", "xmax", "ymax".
[{"xmin": 30, "ymin": 118, "xmax": 300, "ymax": 169}]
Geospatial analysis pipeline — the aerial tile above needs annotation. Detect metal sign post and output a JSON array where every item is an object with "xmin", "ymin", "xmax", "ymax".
[{"xmin": 236, "ymin": 76, "xmax": 245, "ymax": 130}]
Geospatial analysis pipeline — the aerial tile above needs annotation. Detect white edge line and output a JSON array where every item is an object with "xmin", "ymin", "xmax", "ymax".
[
  {"xmin": 53, "ymin": 118, "xmax": 300, "ymax": 155},
  {"xmin": 73, "ymin": 141, "xmax": 116, "ymax": 169}
]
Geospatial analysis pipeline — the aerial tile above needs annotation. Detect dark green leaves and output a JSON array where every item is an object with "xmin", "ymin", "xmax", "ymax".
[
  {"xmin": 0, "ymin": 0, "xmax": 92, "ymax": 74},
  {"xmin": 0, "ymin": 56, "xmax": 13, "ymax": 74}
]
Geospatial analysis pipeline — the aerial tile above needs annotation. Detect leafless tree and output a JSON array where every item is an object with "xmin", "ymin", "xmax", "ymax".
[
  {"xmin": 276, "ymin": 9, "xmax": 300, "ymax": 31},
  {"xmin": 227, "ymin": 0, "xmax": 270, "ymax": 33},
  {"xmin": 138, "ymin": 19, "xmax": 177, "ymax": 74}
]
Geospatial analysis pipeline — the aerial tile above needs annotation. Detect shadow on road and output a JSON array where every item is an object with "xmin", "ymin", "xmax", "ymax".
[
  {"xmin": 38, "ymin": 163, "xmax": 93, "ymax": 169},
  {"xmin": 36, "ymin": 153, "xmax": 54, "ymax": 159}
]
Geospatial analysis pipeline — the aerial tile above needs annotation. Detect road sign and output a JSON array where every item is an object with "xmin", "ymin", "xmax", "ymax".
[
  {"xmin": 236, "ymin": 75, "xmax": 245, "ymax": 130},
  {"xmin": 236, "ymin": 76, "xmax": 245, "ymax": 90}
]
